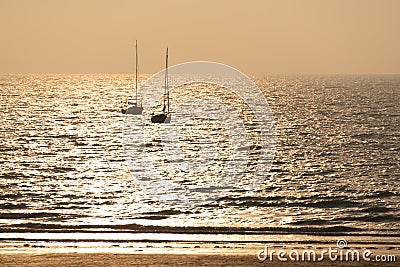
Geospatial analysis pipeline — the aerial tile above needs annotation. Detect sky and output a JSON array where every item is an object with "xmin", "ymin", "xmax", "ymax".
[{"xmin": 1, "ymin": 0, "xmax": 399, "ymax": 75}]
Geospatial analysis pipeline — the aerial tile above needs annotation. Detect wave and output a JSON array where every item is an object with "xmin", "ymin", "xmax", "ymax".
[{"xmin": 1, "ymin": 223, "xmax": 399, "ymax": 238}]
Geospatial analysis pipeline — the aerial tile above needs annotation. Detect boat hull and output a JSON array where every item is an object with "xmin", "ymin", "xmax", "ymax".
[
  {"xmin": 151, "ymin": 113, "xmax": 171, "ymax": 123},
  {"xmin": 125, "ymin": 105, "xmax": 143, "ymax": 115}
]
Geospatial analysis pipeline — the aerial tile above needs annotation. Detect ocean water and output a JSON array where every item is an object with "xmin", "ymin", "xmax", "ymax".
[{"xmin": 0, "ymin": 74, "xmax": 399, "ymax": 243}]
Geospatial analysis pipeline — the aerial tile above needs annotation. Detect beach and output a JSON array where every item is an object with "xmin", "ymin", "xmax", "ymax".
[
  {"xmin": 1, "ymin": 252, "xmax": 399, "ymax": 267},
  {"xmin": 1, "ymin": 239, "xmax": 399, "ymax": 267}
]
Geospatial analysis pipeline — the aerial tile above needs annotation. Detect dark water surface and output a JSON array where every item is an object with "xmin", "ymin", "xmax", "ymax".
[{"xmin": 0, "ymin": 74, "xmax": 399, "ymax": 241}]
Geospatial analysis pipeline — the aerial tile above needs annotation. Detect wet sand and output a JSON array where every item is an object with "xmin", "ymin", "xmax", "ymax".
[
  {"xmin": 0, "ymin": 253, "xmax": 398, "ymax": 267},
  {"xmin": 1, "ymin": 238, "xmax": 399, "ymax": 266}
]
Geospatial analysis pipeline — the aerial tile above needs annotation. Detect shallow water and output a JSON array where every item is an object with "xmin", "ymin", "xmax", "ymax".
[{"xmin": 0, "ymin": 74, "xmax": 399, "ymax": 240}]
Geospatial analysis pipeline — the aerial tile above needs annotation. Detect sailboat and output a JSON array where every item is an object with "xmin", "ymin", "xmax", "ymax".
[
  {"xmin": 151, "ymin": 47, "xmax": 171, "ymax": 123},
  {"xmin": 122, "ymin": 40, "xmax": 144, "ymax": 115}
]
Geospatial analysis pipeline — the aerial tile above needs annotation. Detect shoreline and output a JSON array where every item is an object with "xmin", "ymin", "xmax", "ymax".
[
  {"xmin": 1, "ymin": 239, "xmax": 399, "ymax": 255},
  {"xmin": 0, "ymin": 252, "xmax": 398, "ymax": 267},
  {"xmin": 1, "ymin": 232, "xmax": 400, "ymax": 255},
  {"xmin": 1, "ymin": 235, "xmax": 399, "ymax": 266}
]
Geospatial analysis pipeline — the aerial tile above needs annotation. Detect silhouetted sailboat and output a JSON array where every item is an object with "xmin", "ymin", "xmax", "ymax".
[
  {"xmin": 151, "ymin": 47, "xmax": 171, "ymax": 123},
  {"xmin": 122, "ymin": 40, "xmax": 144, "ymax": 115}
]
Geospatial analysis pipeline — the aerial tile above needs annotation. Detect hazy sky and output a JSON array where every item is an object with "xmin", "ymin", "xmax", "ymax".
[{"xmin": 1, "ymin": 0, "xmax": 399, "ymax": 74}]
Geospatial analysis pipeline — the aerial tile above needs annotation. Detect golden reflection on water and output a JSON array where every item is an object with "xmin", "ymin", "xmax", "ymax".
[{"xmin": 0, "ymin": 74, "xmax": 399, "ymax": 236}]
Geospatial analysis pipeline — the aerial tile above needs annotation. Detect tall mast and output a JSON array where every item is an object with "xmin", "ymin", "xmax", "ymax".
[
  {"xmin": 135, "ymin": 40, "xmax": 138, "ymax": 105},
  {"xmin": 165, "ymin": 47, "xmax": 169, "ymax": 114}
]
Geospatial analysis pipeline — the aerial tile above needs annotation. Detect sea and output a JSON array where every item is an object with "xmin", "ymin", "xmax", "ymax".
[{"xmin": 0, "ymin": 74, "xmax": 399, "ymax": 252}]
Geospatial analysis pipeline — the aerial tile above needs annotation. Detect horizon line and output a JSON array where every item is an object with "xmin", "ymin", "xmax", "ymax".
[{"xmin": 1, "ymin": 72, "xmax": 400, "ymax": 76}]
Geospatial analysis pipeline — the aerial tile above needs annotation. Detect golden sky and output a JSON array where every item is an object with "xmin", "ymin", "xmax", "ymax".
[{"xmin": 1, "ymin": 0, "xmax": 399, "ymax": 74}]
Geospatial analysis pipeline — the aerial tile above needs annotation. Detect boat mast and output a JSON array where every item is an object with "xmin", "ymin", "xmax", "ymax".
[
  {"xmin": 135, "ymin": 40, "xmax": 138, "ymax": 105},
  {"xmin": 165, "ymin": 47, "xmax": 169, "ymax": 114}
]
